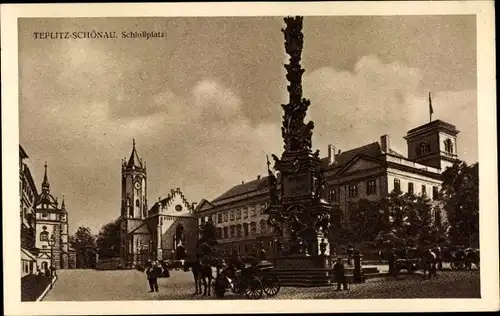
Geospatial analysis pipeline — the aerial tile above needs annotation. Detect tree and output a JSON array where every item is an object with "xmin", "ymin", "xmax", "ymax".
[
  {"xmin": 196, "ymin": 220, "xmax": 218, "ymax": 258},
  {"xmin": 440, "ymin": 161, "xmax": 479, "ymax": 246},
  {"xmin": 69, "ymin": 226, "xmax": 96, "ymax": 268},
  {"xmin": 96, "ymin": 221, "xmax": 121, "ymax": 259},
  {"xmin": 348, "ymin": 199, "xmax": 383, "ymax": 242}
]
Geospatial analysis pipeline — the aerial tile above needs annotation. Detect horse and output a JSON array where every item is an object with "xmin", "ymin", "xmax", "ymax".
[
  {"xmin": 184, "ymin": 258, "xmax": 214, "ymax": 296},
  {"xmin": 464, "ymin": 248, "xmax": 480, "ymax": 269}
]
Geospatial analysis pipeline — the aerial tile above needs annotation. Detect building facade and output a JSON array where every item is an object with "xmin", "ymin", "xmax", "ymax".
[
  {"xmin": 117, "ymin": 141, "xmax": 198, "ymax": 267},
  {"xmin": 195, "ymin": 177, "xmax": 277, "ymax": 258},
  {"xmin": 195, "ymin": 120, "xmax": 460, "ymax": 252},
  {"xmin": 20, "ymin": 145, "xmax": 76, "ymax": 275},
  {"xmin": 34, "ymin": 163, "xmax": 76, "ymax": 270},
  {"xmin": 20, "ymin": 146, "xmax": 39, "ymax": 276}
]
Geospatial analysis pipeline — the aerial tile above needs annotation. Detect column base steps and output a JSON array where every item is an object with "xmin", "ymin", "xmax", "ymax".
[{"xmin": 268, "ymin": 267, "xmax": 380, "ymax": 287}]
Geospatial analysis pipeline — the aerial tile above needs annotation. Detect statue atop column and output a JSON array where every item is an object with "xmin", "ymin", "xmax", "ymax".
[{"xmin": 281, "ymin": 16, "xmax": 314, "ymax": 153}]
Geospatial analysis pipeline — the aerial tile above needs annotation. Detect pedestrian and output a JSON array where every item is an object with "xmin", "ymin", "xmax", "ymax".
[
  {"xmin": 50, "ymin": 265, "xmax": 56, "ymax": 277},
  {"xmin": 333, "ymin": 258, "xmax": 348, "ymax": 291},
  {"xmin": 45, "ymin": 267, "xmax": 51, "ymax": 278},
  {"xmin": 146, "ymin": 261, "xmax": 160, "ymax": 292},
  {"xmin": 388, "ymin": 248, "xmax": 396, "ymax": 276},
  {"xmin": 347, "ymin": 244, "xmax": 354, "ymax": 265}
]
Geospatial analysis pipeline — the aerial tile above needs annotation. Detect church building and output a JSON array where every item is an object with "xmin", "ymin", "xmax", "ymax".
[{"xmin": 118, "ymin": 140, "xmax": 198, "ymax": 268}]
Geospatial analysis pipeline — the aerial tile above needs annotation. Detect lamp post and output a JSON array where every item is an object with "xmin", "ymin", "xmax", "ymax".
[{"xmin": 48, "ymin": 235, "xmax": 56, "ymax": 288}]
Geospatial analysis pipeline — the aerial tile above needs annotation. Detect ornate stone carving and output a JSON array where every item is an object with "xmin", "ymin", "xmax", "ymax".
[{"xmin": 281, "ymin": 16, "xmax": 314, "ymax": 152}]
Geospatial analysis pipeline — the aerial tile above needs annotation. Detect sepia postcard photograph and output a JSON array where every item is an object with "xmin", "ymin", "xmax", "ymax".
[{"xmin": 1, "ymin": 1, "xmax": 498, "ymax": 315}]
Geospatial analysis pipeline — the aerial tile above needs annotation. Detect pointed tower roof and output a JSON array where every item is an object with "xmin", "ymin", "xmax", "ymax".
[
  {"xmin": 42, "ymin": 161, "xmax": 50, "ymax": 193},
  {"xmin": 36, "ymin": 162, "xmax": 58, "ymax": 209},
  {"xmin": 61, "ymin": 195, "xmax": 68, "ymax": 213},
  {"xmin": 126, "ymin": 139, "xmax": 143, "ymax": 169}
]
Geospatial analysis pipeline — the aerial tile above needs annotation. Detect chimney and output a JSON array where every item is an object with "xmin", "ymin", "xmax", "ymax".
[
  {"xmin": 327, "ymin": 144, "xmax": 336, "ymax": 164},
  {"xmin": 380, "ymin": 134, "xmax": 391, "ymax": 153}
]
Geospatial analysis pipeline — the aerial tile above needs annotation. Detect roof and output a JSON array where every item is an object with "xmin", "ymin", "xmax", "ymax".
[
  {"xmin": 149, "ymin": 188, "xmax": 195, "ymax": 215},
  {"xmin": 126, "ymin": 139, "xmax": 143, "ymax": 169},
  {"xmin": 19, "ymin": 145, "xmax": 29, "ymax": 160},
  {"xmin": 21, "ymin": 248, "xmax": 37, "ymax": 261},
  {"xmin": 322, "ymin": 142, "xmax": 383, "ymax": 170},
  {"xmin": 406, "ymin": 119, "xmax": 459, "ymax": 136},
  {"xmin": 212, "ymin": 176, "xmax": 269, "ymax": 203}
]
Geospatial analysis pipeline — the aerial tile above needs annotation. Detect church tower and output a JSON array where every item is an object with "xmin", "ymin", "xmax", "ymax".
[
  {"xmin": 121, "ymin": 139, "xmax": 147, "ymax": 219},
  {"xmin": 119, "ymin": 139, "xmax": 147, "ymax": 267},
  {"xmin": 404, "ymin": 119, "xmax": 460, "ymax": 171}
]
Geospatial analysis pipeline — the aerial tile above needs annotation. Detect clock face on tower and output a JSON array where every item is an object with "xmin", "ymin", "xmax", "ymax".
[{"xmin": 134, "ymin": 181, "xmax": 141, "ymax": 190}]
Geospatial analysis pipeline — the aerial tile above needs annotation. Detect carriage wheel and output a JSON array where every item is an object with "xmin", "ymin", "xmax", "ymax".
[
  {"xmin": 437, "ymin": 262, "xmax": 443, "ymax": 270},
  {"xmin": 450, "ymin": 261, "xmax": 457, "ymax": 270},
  {"xmin": 263, "ymin": 275, "xmax": 281, "ymax": 297},
  {"xmin": 231, "ymin": 278, "xmax": 244, "ymax": 295},
  {"xmin": 244, "ymin": 277, "xmax": 263, "ymax": 300}
]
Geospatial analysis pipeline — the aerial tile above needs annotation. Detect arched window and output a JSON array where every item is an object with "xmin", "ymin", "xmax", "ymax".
[
  {"xmin": 230, "ymin": 225, "xmax": 235, "ymax": 238},
  {"xmin": 418, "ymin": 142, "xmax": 431, "ymax": 155},
  {"xmin": 40, "ymin": 230, "xmax": 49, "ymax": 241},
  {"xmin": 444, "ymin": 139, "xmax": 454, "ymax": 154},
  {"xmin": 236, "ymin": 224, "xmax": 242, "ymax": 237},
  {"xmin": 223, "ymin": 227, "xmax": 228, "ymax": 239},
  {"xmin": 243, "ymin": 223, "xmax": 249, "ymax": 237},
  {"xmin": 135, "ymin": 199, "xmax": 140, "ymax": 207}
]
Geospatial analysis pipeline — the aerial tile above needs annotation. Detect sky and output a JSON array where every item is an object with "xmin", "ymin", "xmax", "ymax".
[{"xmin": 18, "ymin": 16, "xmax": 477, "ymax": 235}]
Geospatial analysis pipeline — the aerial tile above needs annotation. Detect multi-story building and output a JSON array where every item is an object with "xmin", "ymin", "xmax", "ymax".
[
  {"xmin": 117, "ymin": 140, "xmax": 198, "ymax": 267},
  {"xmin": 34, "ymin": 162, "xmax": 75, "ymax": 270},
  {"xmin": 195, "ymin": 176, "xmax": 276, "ymax": 258},
  {"xmin": 195, "ymin": 120, "xmax": 459, "ymax": 251},
  {"xmin": 20, "ymin": 145, "xmax": 39, "ymax": 276}
]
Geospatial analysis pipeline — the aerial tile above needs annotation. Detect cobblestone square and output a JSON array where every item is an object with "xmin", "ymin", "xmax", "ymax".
[{"xmin": 43, "ymin": 268, "xmax": 480, "ymax": 301}]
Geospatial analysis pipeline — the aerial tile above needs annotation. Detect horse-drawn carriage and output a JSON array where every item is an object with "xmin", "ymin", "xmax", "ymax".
[
  {"xmin": 446, "ymin": 247, "xmax": 480, "ymax": 270},
  {"xmin": 213, "ymin": 261, "xmax": 281, "ymax": 299}
]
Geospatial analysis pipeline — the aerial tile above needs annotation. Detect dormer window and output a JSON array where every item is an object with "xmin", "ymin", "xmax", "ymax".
[{"xmin": 444, "ymin": 138, "xmax": 454, "ymax": 154}]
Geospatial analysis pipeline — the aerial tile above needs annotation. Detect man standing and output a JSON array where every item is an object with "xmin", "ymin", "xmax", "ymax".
[
  {"xmin": 146, "ymin": 261, "xmax": 160, "ymax": 292},
  {"xmin": 333, "ymin": 258, "xmax": 348, "ymax": 291}
]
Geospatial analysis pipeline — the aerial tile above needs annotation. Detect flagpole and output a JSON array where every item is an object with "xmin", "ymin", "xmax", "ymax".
[{"xmin": 428, "ymin": 92, "xmax": 433, "ymax": 123}]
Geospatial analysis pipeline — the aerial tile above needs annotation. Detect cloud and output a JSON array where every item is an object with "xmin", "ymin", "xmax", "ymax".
[{"xmin": 304, "ymin": 55, "xmax": 477, "ymax": 161}]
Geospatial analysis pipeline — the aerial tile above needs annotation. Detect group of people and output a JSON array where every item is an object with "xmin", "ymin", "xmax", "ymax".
[{"xmin": 36, "ymin": 266, "xmax": 56, "ymax": 278}]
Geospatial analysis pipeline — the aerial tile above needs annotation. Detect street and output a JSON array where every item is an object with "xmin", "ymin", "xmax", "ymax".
[{"xmin": 43, "ymin": 268, "xmax": 480, "ymax": 301}]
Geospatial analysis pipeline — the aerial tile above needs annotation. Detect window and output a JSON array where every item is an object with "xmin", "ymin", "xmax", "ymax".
[
  {"xmin": 236, "ymin": 224, "xmax": 242, "ymax": 237},
  {"xmin": 432, "ymin": 186, "xmax": 439, "ymax": 200},
  {"xmin": 408, "ymin": 182, "xmax": 414, "ymax": 195},
  {"xmin": 328, "ymin": 189, "xmax": 339, "ymax": 203},
  {"xmin": 42, "ymin": 245, "xmax": 47, "ymax": 249},
  {"xmin": 250, "ymin": 222, "xmax": 257, "ymax": 235},
  {"xmin": 223, "ymin": 212, "xmax": 228, "ymax": 222},
  {"xmin": 243, "ymin": 223, "xmax": 249, "ymax": 237},
  {"xmin": 42, "ymin": 212, "xmax": 48, "ymax": 218},
  {"xmin": 230, "ymin": 225, "xmax": 235, "ymax": 238},
  {"xmin": 230, "ymin": 211, "xmax": 235, "ymax": 221},
  {"xmin": 135, "ymin": 199, "xmax": 140, "ymax": 207},
  {"xmin": 394, "ymin": 179, "xmax": 401, "ymax": 193},
  {"xmin": 418, "ymin": 141, "xmax": 431, "ymax": 156},
  {"xmin": 444, "ymin": 139, "xmax": 454, "ymax": 154},
  {"xmin": 223, "ymin": 227, "xmax": 228, "ymax": 239},
  {"xmin": 217, "ymin": 228, "xmax": 223, "ymax": 239},
  {"xmin": 348, "ymin": 184, "xmax": 358, "ymax": 198},
  {"xmin": 217, "ymin": 213, "xmax": 223, "ymax": 223},
  {"xmin": 421, "ymin": 185, "xmax": 427, "ymax": 197},
  {"xmin": 243, "ymin": 209, "xmax": 248, "ymax": 219},
  {"xmin": 40, "ymin": 231, "xmax": 49, "ymax": 241},
  {"xmin": 236, "ymin": 209, "xmax": 241, "ymax": 220},
  {"xmin": 366, "ymin": 180, "xmax": 377, "ymax": 195},
  {"xmin": 251, "ymin": 207, "xmax": 257, "ymax": 217}
]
